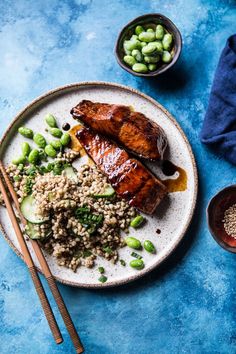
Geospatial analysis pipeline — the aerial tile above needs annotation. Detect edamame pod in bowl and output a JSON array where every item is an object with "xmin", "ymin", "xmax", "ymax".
[
  {"xmin": 142, "ymin": 43, "xmax": 157, "ymax": 55},
  {"xmin": 132, "ymin": 63, "xmax": 148, "ymax": 73},
  {"xmin": 116, "ymin": 14, "xmax": 182, "ymax": 76},
  {"xmin": 124, "ymin": 55, "xmax": 136, "ymax": 67},
  {"xmin": 132, "ymin": 49, "xmax": 143, "ymax": 62},
  {"xmin": 139, "ymin": 31, "xmax": 156, "ymax": 42},
  {"xmin": 155, "ymin": 24, "xmax": 164, "ymax": 40},
  {"xmin": 162, "ymin": 33, "xmax": 173, "ymax": 51}
]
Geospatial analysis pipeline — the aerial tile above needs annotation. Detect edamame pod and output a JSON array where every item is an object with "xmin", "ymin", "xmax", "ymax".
[
  {"xmin": 162, "ymin": 33, "xmax": 173, "ymax": 51},
  {"xmin": 45, "ymin": 113, "xmax": 57, "ymax": 128},
  {"xmin": 144, "ymin": 240, "xmax": 156, "ymax": 253},
  {"xmin": 123, "ymin": 40, "xmax": 132, "ymax": 55},
  {"xmin": 48, "ymin": 127, "xmax": 63, "ymax": 138},
  {"xmin": 144, "ymin": 55, "xmax": 160, "ymax": 63},
  {"xmin": 138, "ymin": 31, "xmax": 156, "ymax": 42},
  {"xmin": 155, "ymin": 24, "xmax": 164, "ymax": 40},
  {"xmin": 142, "ymin": 43, "xmax": 157, "ymax": 55},
  {"xmin": 60, "ymin": 132, "xmax": 71, "ymax": 146},
  {"xmin": 18, "ymin": 127, "xmax": 33, "ymax": 139},
  {"xmin": 130, "ymin": 259, "xmax": 144, "ymax": 270},
  {"xmin": 125, "ymin": 237, "xmax": 141, "ymax": 249},
  {"xmin": 153, "ymin": 41, "xmax": 163, "ymax": 54},
  {"xmin": 140, "ymin": 42, "xmax": 147, "ymax": 48},
  {"xmin": 162, "ymin": 51, "xmax": 172, "ymax": 63},
  {"xmin": 147, "ymin": 28, "xmax": 154, "ymax": 33},
  {"xmin": 33, "ymin": 133, "xmax": 47, "ymax": 148},
  {"xmin": 130, "ymin": 215, "xmax": 145, "ymax": 228},
  {"xmin": 135, "ymin": 25, "xmax": 144, "ymax": 35},
  {"xmin": 130, "ymin": 34, "xmax": 138, "ymax": 40},
  {"xmin": 125, "ymin": 39, "xmax": 142, "ymax": 51},
  {"xmin": 148, "ymin": 63, "xmax": 157, "ymax": 71},
  {"xmin": 28, "ymin": 149, "xmax": 40, "ymax": 164},
  {"xmin": 12, "ymin": 155, "xmax": 26, "ymax": 165},
  {"xmin": 124, "ymin": 55, "xmax": 136, "ymax": 67},
  {"xmin": 50, "ymin": 140, "xmax": 62, "ymax": 150},
  {"xmin": 45, "ymin": 144, "xmax": 57, "ymax": 158},
  {"xmin": 132, "ymin": 63, "xmax": 148, "ymax": 73},
  {"xmin": 131, "ymin": 49, "xmax": 143, "ymax": 62},
  {"xmin": 21, "ymin": 142, "xmax": 31, "ymax": 157}
]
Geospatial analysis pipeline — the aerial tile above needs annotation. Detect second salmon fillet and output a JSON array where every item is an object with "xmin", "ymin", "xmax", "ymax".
[{"xmin": 76, "ymin": 127, "xmax": 167, "ymax": 215}]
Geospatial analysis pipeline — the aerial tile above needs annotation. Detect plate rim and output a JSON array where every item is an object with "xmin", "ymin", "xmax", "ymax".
[{"xmin": 0, "ymin": 81, "xmax": 198, "ymax": 288}]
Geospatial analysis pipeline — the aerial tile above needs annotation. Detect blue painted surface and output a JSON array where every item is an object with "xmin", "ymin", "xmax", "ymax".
[{"xmin": 0, "ymin": 1, "xmax": 236, "ymax": 353}]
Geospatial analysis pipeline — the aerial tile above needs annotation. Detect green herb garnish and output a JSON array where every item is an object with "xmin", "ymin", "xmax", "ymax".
[
  {"xmin": 75, "ymin": 205, "xmax": 104, "ymax": 235},
  {"xmin": 13, "ymin": 175, "xmax": 21, "ymax": 182},
  {"xmin": 38, "ymin": 149, "xmax": 48, "ymax": 162},
  {"xmin": 120, "ymin": 259, "xmax": 126, "ymax": 266},
  {"xmin": 131, "ymin": 252, "xmax": 142, "ymax": 259},
  {"xmin": 36, "ymin": 166, "xmax": 47, "ymax": 175},
  {"xmin": 98, "ymin": 275, "xmax": 107, "ymax": 283},
  {"xmin": 102, "ymin": 246, "xmax": 113, "ymax": 254},
  {"xmin": 25, "ymin": 165, "xmax": 37, "ymax": 176},
  {"xmin": 98, "ymin": 266, "xmax": 105, "ymax": 274},
  {"xmin": 24, "ymin": 176, "xmax": 34, "ymax": 195},
  {"xmin": 17, "ymin": 164, "xmax": 24, "ymax": 171},
  {"xmin": 83, "ymin": 250, "xmax": 92, "ymax": 258}
]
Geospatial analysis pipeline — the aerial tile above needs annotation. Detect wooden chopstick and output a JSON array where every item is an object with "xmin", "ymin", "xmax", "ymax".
[
  {"xmin": 0, "ymin": 169, "xmax": 63, "ymax": 344},
  {"xmin": 0, "ymin": 162, "xmax": 84, "ymax": 353}
]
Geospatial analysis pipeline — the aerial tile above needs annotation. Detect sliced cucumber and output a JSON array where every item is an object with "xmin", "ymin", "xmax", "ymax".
[
  {"xmin": 93, "ymin": 186, "xmax": 115, "ymax": 198},
  {"xmin": 64, "ymin": 166, "xmax": 78, "ymax": 181},
  {"xmin": 20, "ymin": 195, "xmax": 48, "ymax": 224},
  {"xmin": 25, "ymin": 222, "xmax": 51, "ymax": 240}
]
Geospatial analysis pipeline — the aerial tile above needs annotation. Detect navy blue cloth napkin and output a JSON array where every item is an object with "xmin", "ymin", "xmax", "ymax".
[{"xmin": 200, "ymin": 34, "xmax": 236, "ymax": 165}]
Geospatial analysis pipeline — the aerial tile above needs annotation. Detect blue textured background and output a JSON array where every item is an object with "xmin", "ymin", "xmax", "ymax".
[{"xmin": 0, "ymin": 1, "xmax": 236, "ymax": 353}]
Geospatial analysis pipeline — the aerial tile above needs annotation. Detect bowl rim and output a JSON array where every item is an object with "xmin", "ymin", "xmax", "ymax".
[
  {"xmin": 206, "ymin": 184, "xmax": 236, "ymax": 253},
  {"xmin": 115, "ymin": 13, "xmax": 182, "ymax": 77}
]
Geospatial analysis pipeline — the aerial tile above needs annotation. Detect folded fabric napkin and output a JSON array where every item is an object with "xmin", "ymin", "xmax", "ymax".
[{"xmin": 200, "ymin": 34, "xmax": 236, "ymax": 165}]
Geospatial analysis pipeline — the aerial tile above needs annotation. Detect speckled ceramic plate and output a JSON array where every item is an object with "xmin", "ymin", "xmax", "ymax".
[{"xmin": 0, "ymin": 82, "xmax": 197, "ymax": 288}]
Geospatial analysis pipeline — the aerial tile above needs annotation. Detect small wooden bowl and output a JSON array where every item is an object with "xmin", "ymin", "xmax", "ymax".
[
  {"xmin": 207, "ymin": 185, "xmax": 236, "ymax": 253},
  {"xmin": 115, "ymin": 13, "xmax": 182, "ymax": 77}
]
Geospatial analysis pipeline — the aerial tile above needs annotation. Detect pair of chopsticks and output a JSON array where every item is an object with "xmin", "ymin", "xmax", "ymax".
[{"xmin": 0, "ymin": 161, "xmax": 84, "ymax": 353}]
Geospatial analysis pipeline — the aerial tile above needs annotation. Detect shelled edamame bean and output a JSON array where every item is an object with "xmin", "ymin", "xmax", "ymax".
[
  {"xmin": 45, "ymin": 113, "xmax": 58, "ymax": 128},
  {"xmin": 50, "ymin": 140, "xmax": 62, "ymax": 150},
  {"xmin": 28, "ymin": 149, "xmax": 40, "ymax": 164},
  {"xmin": 143, "ymin": 240, "xmax": 156, "ymax": 254},
  {"xmin": 45, "ymin": 144, "xmax": 57, "ymax": 158},
  {"xmin": 60, "ymin": 132, "xmax": 71, "ymax": 147},
  {"xmin": 122, "ymin": 23, "xmax": 174, "ymax": 73},
  {"xmin": 130, "ymin": 259, "xmax": 145, "ymax": 270},
  {"xmin": 48, "ymin": 127, "xmax": 63, "ymax": 138},
  {"xmin": 21, "ymin": 142, "xmax": 31, "ymax": 157},
  {"xmin": 125, "ymin": 236, "xmax": 142, "ymax": 250},
  {"xmin": 33, "ymin": 133, "xmax": 47, "ymax": 148}
]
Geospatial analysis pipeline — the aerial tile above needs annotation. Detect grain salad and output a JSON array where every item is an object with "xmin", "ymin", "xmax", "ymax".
[{"xmin": 1, "ymin": 159, "xmax": 137, "ymax": 272}]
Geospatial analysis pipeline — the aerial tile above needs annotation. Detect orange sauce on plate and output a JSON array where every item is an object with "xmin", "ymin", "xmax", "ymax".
[{"xmin": 161, "ymin": 160, "xmax": 187, "ymax": 193}]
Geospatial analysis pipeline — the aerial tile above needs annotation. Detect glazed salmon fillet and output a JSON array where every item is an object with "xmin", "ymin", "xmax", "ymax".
[
  {"xmin": 76, "ymin": 127, "xmax": 167, "ymax": 214},
  {"xmin": 71, "ymin": 100, "xmax": 167, "ymax": 160}
]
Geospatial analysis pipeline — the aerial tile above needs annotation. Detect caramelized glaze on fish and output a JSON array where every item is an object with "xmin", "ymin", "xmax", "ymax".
[
  {"xmin": 71, "ymin": 100, "xmax": 167, "ymax": 160},
  {"xmin": 76, "ymin": 127, "xmax": 167, "ymax": 214}
]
